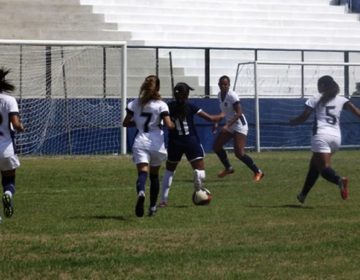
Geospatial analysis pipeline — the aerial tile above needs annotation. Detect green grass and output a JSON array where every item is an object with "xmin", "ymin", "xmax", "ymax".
[{"xmin": 1, "ymin": 151, "xmax": 360, "ymax": 279}]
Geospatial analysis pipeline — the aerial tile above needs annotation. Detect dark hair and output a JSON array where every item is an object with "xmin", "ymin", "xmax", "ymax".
[
  {"xmin": 139, "ymin": 75, "xmax": 161, "ymax": 107},
  {"xmin": 218, "ymin": 75, "xmax": 231, "ymax": 84},
  {"xmin": 0, "ymin": 68, "xmax": 15, "ymax": 93},
  {"xmin": 172, "ymin": 82, "xmax": 194, "ymax": 120},
  {"xmin": 317, "ymin": 75, "xmax": 339, "ymax": 105}
]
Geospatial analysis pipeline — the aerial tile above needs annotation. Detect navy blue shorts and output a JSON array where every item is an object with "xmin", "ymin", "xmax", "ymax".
[{"xmin": 167, "ymin": 136, "xmax": 204, "ymax": 163}]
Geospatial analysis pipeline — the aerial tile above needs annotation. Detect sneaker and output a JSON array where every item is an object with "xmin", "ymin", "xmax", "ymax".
[
  {"xmin": 135, "ymin": 193, "xmax": 145, "ymax": 217},
  {"xmin": 158, "ymin": 201, "xmax": 168, "ymax": 208},
  {"xmin": 297, "ymin": 193, "xmax": 306, "ymax": 204},
  {"xmin": 217, "ymin": 168, "xmax": 235, "ymax": 178},
  {"xmin": 148, "ymin": 206, "xmax": 157, "ymax": 217},
  {"xmin": 2, "ymin": 192, "xmax": 14, "ymax": 218},
  {"xmin": 253, "ymin": 171, "xmax": 265, "ymax": 182},
  {"xmin": 339, "ymin": 177, "xmax": 349, "ymax": 200}
]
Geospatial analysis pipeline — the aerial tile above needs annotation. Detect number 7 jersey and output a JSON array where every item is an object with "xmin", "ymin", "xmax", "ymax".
[
  {"xmin": 305, "ymin": 94, "xmax": 349, "ymax": 137},
  {"xmin": 126, "ymin": 98, "xmax": 170, "ymax": 152}
]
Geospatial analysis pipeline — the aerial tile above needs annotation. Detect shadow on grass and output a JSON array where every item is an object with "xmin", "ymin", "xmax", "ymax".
[
  {"xmin": 69, "ymin": 215, "xmax": 128, "ymax": 221},
  {"xmin": 246, "ymin": 204, "xmax": 314, "ymax": 209}
]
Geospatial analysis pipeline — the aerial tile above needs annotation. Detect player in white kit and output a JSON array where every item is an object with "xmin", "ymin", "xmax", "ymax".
[
  {"xmin": 0, "ymin": 68, "xmax": 24, "ymax": 218},
  {"xmin": 123, "ymin": 75, "xmax": 174, "ymax": 217},
  {"xmin": 213, "ymin": 75, "xmax": 264, "ymax": 182},
  {"xmin": 290, "ymin": 75, "xmax": 360, "ymax": 203}
]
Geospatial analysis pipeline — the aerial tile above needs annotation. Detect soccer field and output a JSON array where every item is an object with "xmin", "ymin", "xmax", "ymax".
[{"xmin": 1, "ymin": 151, "xmax": 360, "ymax": 279}]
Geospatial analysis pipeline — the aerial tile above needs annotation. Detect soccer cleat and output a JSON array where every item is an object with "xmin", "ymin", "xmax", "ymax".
[
  {"xmin": 217, "ymin": 168, "xmax": 235, "ymax": 178},
  {"xmin": 158, "ymin": 201, "xmax": 168, "ymax": 208},
  {"xmin": 339, "ymin": 177, "xmax": 349, "ymax": 200},
  {"xmin": 2, "ymin": 193, "xmax": 14, "ymax": 218},
  {"xmin": 297, "ymin": 193, "xmax": 306, "ymax": 204},
  {"xmin": 148, "ymin": 206, "xmax": 157, "ymax": 217},
  {"xmin": 135, "ymin": 193, "xmax": 145, "ymax": 217},
  {"xmin": 253, "ymin": 171, "xmax": 265, "ymax": 182}
]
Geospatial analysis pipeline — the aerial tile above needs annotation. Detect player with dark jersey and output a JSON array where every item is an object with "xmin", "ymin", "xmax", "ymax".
[{"xmin": 159, "ymin": 82, "xmax": 222, "ymax": 207}]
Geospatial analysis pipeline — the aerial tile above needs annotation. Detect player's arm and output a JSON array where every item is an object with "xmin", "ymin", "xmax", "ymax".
[
  {"xmin": 289, "ymin": 106, "xmax": 313, "ymax": 126},
  {"xmin": 198, "ymin": 110, "xmax": 224, "ymax": 123},
  {"xmin": 223, "ymin": 101, "xmax": 242, "ymax": 130},
  {"xmin": 344, "ymin": 101, "xmax": 360, "ymax": 118},
  {"xmin": 122, "ymin": 109, "xmax": 135, "ymax": 127},
  {"xmin": 161, "ymin": 112, "xmax": 175, "ymax": 130},
  {"xmin": 10, "ymin": 113, "xmax": 24, "ymax": 132}
]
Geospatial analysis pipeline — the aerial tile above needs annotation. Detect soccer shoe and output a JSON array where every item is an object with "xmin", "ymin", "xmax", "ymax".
[
  {"xmin": 339, "ymin": 177, "xmax": 349, "ymax": 200},
  {"xmin": 2, "ymin": 193, "xmax": 14, "ymax": 218},
  {"xmin": 135, "ymin": 193, "xmax": 145, "ymax": 217},
  {"xmin": 297, "ymin": 193, "xmax": 306, "ymax": 204},
  {"xmin": 158, "ymin": 201, "xmax": 168, "ymax": 208},
  {"xmin": 217, "ymin": 168, "xmax": 235, "ymax": 178},
  {"xmin": 148, "ymin": 206, "xmax": 157, "ymax": 217},
  {"xmin": 253, "ymin": 171, "xmax": 265, "ymax": 182}
]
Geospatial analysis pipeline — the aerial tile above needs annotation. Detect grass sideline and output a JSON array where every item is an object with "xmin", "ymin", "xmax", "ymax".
[{"xmin": 0, "ymin": 151, "xmax": 360, "ymax": 279}]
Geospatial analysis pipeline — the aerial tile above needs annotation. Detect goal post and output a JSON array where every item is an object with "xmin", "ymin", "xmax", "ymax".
[
  {"xmin": 0, "ymin": 39, "xmax": 128, "ymax": 155},
  {"xmin": 233, "ymin": 60, "xmax": 360, "ymax": 152}
]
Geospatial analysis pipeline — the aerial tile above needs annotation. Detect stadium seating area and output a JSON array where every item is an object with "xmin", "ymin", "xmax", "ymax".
[{"xmin": 0, "ymin": 0, "xmax": 360, "ymax": 96}]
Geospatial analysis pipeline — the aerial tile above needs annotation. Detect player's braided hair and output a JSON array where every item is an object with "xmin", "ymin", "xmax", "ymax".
[
  {"xmin": 0, "ymin": 68, "xmax": 15, "ymax": 93},
  {"xmin": 139, "ymin": 75, "xmax": 161, "ymax": 107},
  {"xmin": 317, "ymin": 75, "xmax": 339, "ymax": 105},
  {"xmin": 173, "ymin": 83, "xmax": 193, "ymax": 120}
]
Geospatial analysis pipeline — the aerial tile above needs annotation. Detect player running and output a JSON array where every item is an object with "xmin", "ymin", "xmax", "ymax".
[
  {"xmin": 122, "ymin": 75, "xmax": 175, "ymax": 217},
  {"xmin": 0, "ymin": 68, "xmax": 24, "ymax": 218},
  {"xmin": 290, "ymin": 75, "xmax": 360, "ymax": 203},
  {"xmin": 213, "ymin": 75, "xmax": 264, "ymax": 181},
  {"xmin": 159, "ymin": 82, "xmax": 222, "ymax": 207}
]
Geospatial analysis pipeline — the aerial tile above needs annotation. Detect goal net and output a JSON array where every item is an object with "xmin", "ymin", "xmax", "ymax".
[
  {"xmin": 0, "ymin": 40, "xmax": 127, "ymax": 155},
  {"xmin": 233, "ymin": 61, "xmax": 360, "ymax": 151}
]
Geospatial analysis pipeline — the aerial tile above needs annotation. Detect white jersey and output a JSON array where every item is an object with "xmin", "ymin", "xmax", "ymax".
[
  {"xmin": 127, "ymin": 98, "xmax": 169, "ymax": 152},
  {"xmin": 218, "ymin": 89, "xmax": 248, "ymax": 134},
  {"xmin": 0, "ymin": 93, "xmax": 20, "ymax": 158},
  {"xmin": 305, "ymin": 94, "xmax": 349, "ymax": 137}
]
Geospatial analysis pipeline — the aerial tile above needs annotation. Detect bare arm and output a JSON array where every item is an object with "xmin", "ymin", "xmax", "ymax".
[
  {"xmin": 163, "ymin": 115, "xmax": 175, "ymax": 130},
  {"xmin": 222, "ymin": 102, "xmax": 242, "ymax": 130},
  {"xmin": 10, "ymin": 114, "xmax": 24, "ymax": 132},
  {"xmin": 122, "ymin": 112, "xmax": 135, "ymax": 127},
  {"xmin": 198, "ymin": 110, "xmax": 224, "ymax": 123},
  {"xmin": 289, "ymin": 106, "xmax": 313, "ymax": 126},
  {"xmin": 344, "ymin": 101, "xmax": 360, "ymax": 118}
]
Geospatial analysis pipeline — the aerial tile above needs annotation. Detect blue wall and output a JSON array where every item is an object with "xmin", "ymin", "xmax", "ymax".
[{"xmin": 18, "ymin": 98, "xmax": 360, "ymax": 155}]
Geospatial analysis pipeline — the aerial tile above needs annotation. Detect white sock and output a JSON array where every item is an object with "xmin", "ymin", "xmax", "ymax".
[
  {"xmin": 161, "ymin": 169, "xmax": 175, "ymax": 202},
  {"xmin": 4, "ymin": 190, "xmax": 12, "ymax": 198},
  {"xmin": 194, "ymin": 169, "xmax": 206, "ymax": 191}
]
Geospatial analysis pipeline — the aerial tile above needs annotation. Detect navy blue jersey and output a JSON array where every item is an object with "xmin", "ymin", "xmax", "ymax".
[{"xmin": 167, "ymin": 101, "xmax": 201, "ymax": 140}]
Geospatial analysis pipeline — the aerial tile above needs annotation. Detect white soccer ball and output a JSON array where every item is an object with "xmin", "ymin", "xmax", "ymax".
[{"xmin": 192, "ymin": 187, "xmax": 212, "ymax": 206}]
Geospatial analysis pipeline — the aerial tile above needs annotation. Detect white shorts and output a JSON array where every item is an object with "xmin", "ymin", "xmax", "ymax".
[
  {"xmin": 311, "ymin": 134, "xmax": 341, "ymax": 153},
  {"xmin": 0, "ymin": 155, "xmax": 20, "ymax": 171},
  {"xmin": 227, "ymin": 123, "xmax": 248, "ymax": 136},
  {"xmin": 132, "ymin": 147, "xmax": 167, "ymax": 166}
]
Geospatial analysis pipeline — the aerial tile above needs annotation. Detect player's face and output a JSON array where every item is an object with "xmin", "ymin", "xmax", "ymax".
[{"xmin": 218, "ymin": 79, "xmax": 230, "ymax": 94}]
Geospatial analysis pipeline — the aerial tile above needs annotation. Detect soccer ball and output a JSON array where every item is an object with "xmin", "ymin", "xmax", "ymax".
[{"xmin": 192, "ymin": 187, "xmax": 212, "ymax": 206}]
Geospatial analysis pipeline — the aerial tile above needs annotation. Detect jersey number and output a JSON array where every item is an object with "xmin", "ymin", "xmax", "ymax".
[
  {"xmin": 325, "ymin": 106, "xmax": 336, "ymax": 125},
  {"xmin": 140, "ymin": 112, "xmax": 152, "ymax": 132}
]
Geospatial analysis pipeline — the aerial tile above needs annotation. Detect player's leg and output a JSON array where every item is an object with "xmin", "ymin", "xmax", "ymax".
[
  {"xmin": 160, "ymin": 141, "xmax": 182, "ymax": 207},
  {"xmin": 159, "ymin": 161, "xmax": 178, "ymax": 207},
  {"xmin": 133, "ymin": 148, "xmax": 150, "ymax": 217},
  {"xmin": 1, "ymin": 156, "xmax": 20, "ymax": 218},
  {"xmin": 187, "ymin": 143, "xmax": 206, "ymax": 191},
  {"xmin": 2, "ymin": 169, "xmax": 16, "ymax": 218},
  {"xmin": 148, "ymin": 150, "xmax": 167, "ymax": 216},
  {"xmin": 213, "ymin": 130, "xmax": 234, "ymax": 177},
  {"xmin": 297, "ymin": 154, "xmax": 319, "ymax": 203},
  {"xmin": 233, "ymin": 132, "xmax": 264, "ymax": 182}
]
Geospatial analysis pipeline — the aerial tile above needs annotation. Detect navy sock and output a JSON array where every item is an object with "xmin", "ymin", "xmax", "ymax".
[
  {"xmin": 2, "ymin": 176, "xmax": 15, "ymax": 195},
  {"xmin": 239, "ymin": 154, "xmax": 260, "ymax": 174},
  {"xmin": 301, "ymin": 166, "xmax": 319, "ymax": 196},
  {"xmin": 149, "ymin": 173, "xmax": 159, "ymax": 208},
  {"xmin": 321, "ymin": 167, "xmax": 341, "ymax": 185},
  {"xmin": 216, "ymin": 149, "xmax": 232, "ymax": 170},
  {"xmin": 136, "ymin": 171, "xmax": 147, "ymax": 194}
]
